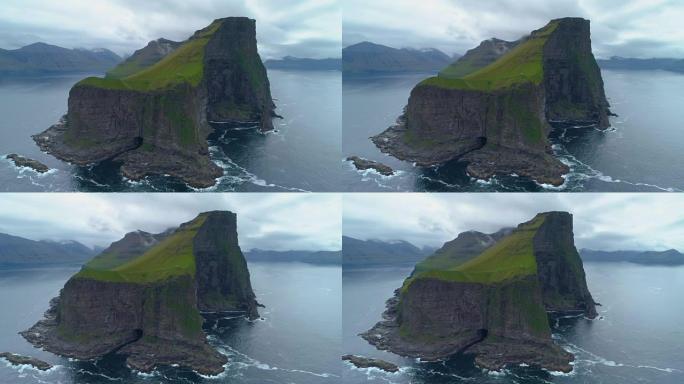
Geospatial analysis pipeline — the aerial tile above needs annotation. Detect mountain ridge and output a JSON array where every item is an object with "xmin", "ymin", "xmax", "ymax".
[
  {"xmin": 343, "ymin": 41, "xmax": 456, "ymax": 73},
  {"xmin": 0, "ymin": 42, "xmax": 121, "ymax": 76}
]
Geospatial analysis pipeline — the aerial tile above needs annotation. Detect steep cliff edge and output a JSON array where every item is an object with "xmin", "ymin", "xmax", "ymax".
[
  {"xmin": 362, "ymin": 212, "xmax": 596, "ymax": 372},
  {"xmin": 32, "ymin": 17, "xmax": 276, "ymax": 188},
  {"xmin": 372, "ymin": 18, "xmax": 611, "ymax": 186},
  {"xmin": 21, "ymin": 211, "xmax": 259, "ymax": 375}
]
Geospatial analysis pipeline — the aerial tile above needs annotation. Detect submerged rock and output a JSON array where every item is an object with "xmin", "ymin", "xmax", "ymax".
[
  {"xmin": 0, "ymin": 352, "xmax": 52, "ymax": 371},
  {"xmin": 362, "ymin": 212, "xmax": 596, "ymax": 372},
  {"xmin": 21, "ymin": 211, "xmax": 260, "ymax": 375},
  {"xmin": 32, "ymin": 17, "xmax": 276, "ymax": 188},
  {"xmin": 342, "ymin": 354, "xmax": 399, "ymax": 372},
  {"xmin": 373, "ymin": 18, "xmax": 611, "ymax": 186},
  {"xmin": 347, "ymin": 156, "xmax": 394, "ymax": 176},
  {"xmin": 6, "ymin": 154, "xmax": 49, "ymax": 173}
]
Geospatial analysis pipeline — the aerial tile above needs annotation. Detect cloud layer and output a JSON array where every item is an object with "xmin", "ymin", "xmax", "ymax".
[
  {"xmin": 0, "ymin": 0, "xmax": 341, "ymax": 59},
  {"xmin": 0, "ymin": 194, "xmax": 341, "ymax": 251},
  {"xmin": 343, "ymin": 0, "xmax": 684, "ymax": 58},
  {"xmin": 344, "ymin": 194, "xmax": 684, "ymax": 252}
]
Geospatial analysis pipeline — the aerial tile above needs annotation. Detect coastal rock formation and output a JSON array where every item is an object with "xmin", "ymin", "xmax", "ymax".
[
  {"xmin": 5, "ymin": 154, "xmax": 49, "ymax": 173},
  {"xmin": 373, "ymin": 18, "xmax": 611, "ymax": 186},
  {"xmin": 342, "ymin": 355, "xmax": 399, "ymax": 372},
  {"xmin": 21, "ymin": 211, "xmax": 259, "ymax": 375},
  {"xmin": 0, "ymin": 352, "xmax": 52, "ymax": 371},
  {"xmin": 362, "ymin": 212, "xmax": 596, "ymax": 372},
  {"xmin": 347, "ymin": 156, "xmax": 394, "ymax": 176},
  {"xmin": 32, "ymin": 17, "xmax": 276, "ymax": 188}
]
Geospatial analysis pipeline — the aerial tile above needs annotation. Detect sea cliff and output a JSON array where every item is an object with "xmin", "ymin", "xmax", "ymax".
[
  {"xmin": 362, "ymin": 212, "xmax": 596, "ymax": 372},
  {"xmin": 373, "ymin": 18, "xmax": 611, "ymax": 186},
  {"xmin": 33, "ymin": 17, "xmax": 276, "ymax": 188},
  {"xmin": 21, "ymin": 211, "xmax": 259, "ymax": 375}
]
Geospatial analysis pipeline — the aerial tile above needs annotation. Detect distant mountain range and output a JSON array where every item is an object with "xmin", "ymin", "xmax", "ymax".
[
  {"xmin": 581, "ymin": 249, "xmax": 684, "ymax": 266},
  {"xmin": 0, "ymin": 232, "xmax": 99, "ymax": 268},
  {"xmin": 0, "ymin": 42, "xmax": 122, "ymax": 76},
  {"xmin": 597, "ymin": 56, "xmax": 684, "ymax": 73},
  {"xmin": 264, "ymin": 56, "xmax": 341, "ymax": 71},
  {"xmin": 342, "ymin": 236, "xmax": 435, "ymax": 268},
  {"xmin": 343, "ymin": 41, "xmax": 458, "ymax": 74},
  {"xmin": 245, "ymin": 249, "xmax": 341, "ymax": 265}
]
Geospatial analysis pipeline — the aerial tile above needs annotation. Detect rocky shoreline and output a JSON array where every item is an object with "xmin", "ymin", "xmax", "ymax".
[
  {"xmin": 342, "ymin": 354, "xmax": 399, "ymax": 372},
  {"xmin": 347, "ymin": 156, "xmax": 394, "ymax": 176},
  {"xmin": 0, "ymin": 352, "xmax": 53, "ymax": 371},
  {"xmin": 5, "ymin": 153, "xmax": 49, "ymax": 173}
]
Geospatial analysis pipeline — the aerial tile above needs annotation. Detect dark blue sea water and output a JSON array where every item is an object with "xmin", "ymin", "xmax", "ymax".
[
  {"xmin": 342, "ymin": 70, "xmax": 684, "ymax": 192},
  {"xmin": 0, "ymin": 262, "xmax": 341, "ymax": 383},
  {"xmin": 343, "ymin": 263, "xmax": 684, "ymax": 383},
  {"xmin": 0, "ymin": 69, "xmax": 341, "ymax": 192}
]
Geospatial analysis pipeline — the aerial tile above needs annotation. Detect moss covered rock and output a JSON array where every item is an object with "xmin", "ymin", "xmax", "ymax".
[
  {"xmin": 362, "ymin": 211, "xmax": 597, "ymax": 372},
  {"xmin": 32, "ymin": 17, "xmax": 276, "ymax": 188},
  {"xmin": 373, "ymin": 18, "xmax": 611, "ymax": 186},
  {"xmin": 21, "ymin": 211, "xmax": 259, "ymax": 375}
]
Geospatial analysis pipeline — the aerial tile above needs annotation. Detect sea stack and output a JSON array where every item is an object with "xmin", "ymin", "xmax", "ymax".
[
  {"xmin": 21, "ymin": 211, "xmax": 260, "ymax": 375},
  {"xmin": 32, "ymin": 17, "xmax": 276, "ymax": 188},
  {"xmin": 362, "ymin": 212, "xmax": 596, "ymax": 372},
  {"xmin": 372, "ymin": 18, "xmax": 611, "ymax": 186}
]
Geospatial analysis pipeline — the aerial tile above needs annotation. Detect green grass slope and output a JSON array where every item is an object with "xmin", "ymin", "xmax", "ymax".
[
  {"xmin": 421, "ymin": 21, "xmax": 559, "ymax": 91},
  {"xmin": 77, "ymin": 215, "xmax": 207, "ymax": 283},
  {"xmin": 77, "ymin": 21, "xmax": 221, "ymax": 92},
  {"xmin": 404, "ymin": 214, "xmax": 546, "ymax": 289}
]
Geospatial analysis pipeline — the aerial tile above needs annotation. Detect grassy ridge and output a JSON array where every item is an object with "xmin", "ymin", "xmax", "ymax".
[
  {"xmin": 77, "ymin": 215, "xmax": 207, "ymax": 283},
  {"xmin": 421, "ymin": 21, "xmax": 559, "ymax": 91},
  {"xmin": 404, "ymin": 214, "xmax": 546, "ymax": 289},
  {"xmin": 77, "ymin": 21, "xmax": 221, "ymax": 92}
]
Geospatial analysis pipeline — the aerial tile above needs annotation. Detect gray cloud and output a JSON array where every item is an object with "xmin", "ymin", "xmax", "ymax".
[
  {"xmin": 0, "ymin": 194, "xmax": 341, "ymax": 251},
  {"xmin": 343, "ymin": 0, "xmax": 684, "ymax": 58},
  {"xmin": 343, "ymin": 194, "xmax": 684, "ymax": 252},
  {"xmin": 0, "ymin": 0, "xmax": 340, "ymax": 59}
]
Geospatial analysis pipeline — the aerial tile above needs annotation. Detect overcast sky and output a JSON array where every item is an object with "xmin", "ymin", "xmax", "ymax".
[
  {"xmin": 344, "ymin": 194, "xmax": 684, "ymax": 252},
  {"xmin": 0, "ymin": 194, "xmax": 341, "ymax": 251},
  {"xmin": 343, "ymin": 0, "xmax": 684, "ymax": 59},
  {"xmin": 0, "ymin": 0, "xmax": 340, "ymax": 59}
]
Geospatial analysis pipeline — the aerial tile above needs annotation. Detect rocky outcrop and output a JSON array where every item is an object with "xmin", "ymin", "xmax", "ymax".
[
  {"xmin": 342, "ymin": 355, "xmax": 399, "ymax": 372},
  {"xmin": 347, "ymin": 156, "xmax": 394, "ymax": 176},
  {"xmin": 373, "ymin": 18, "xmax": 611, "ymax": 186},
  {"xmin": 362, "ymin": 212, "xmax": 596, "ymax": 372},
  {"xmin": 0, "ymin": 352, "xmax": 52, "ymax": 371},
  {"xmin": 32, "ymin": 17, "xmax": 276, "ymax": 188},
  {"xmin": 106, "ymin": 38, "xmax": 182, "ymax": 79},
  {"xmin": 5, "ymin": 154, "xmax": 49, "ymax": 173},
  {"xmin": 21, "ymin": 211, "xmax": 260, "ymax": 375}
]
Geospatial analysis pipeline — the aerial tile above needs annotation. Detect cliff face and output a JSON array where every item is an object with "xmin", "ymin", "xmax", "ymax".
[
  {"xmin": 542, "ymin": 19, "xmax": 610, "ymax": 127},
  {"xmin": 204, "ymin": 18, "xmax": 275, "ymax": 130},
  {"xmin": 32, "ymin": 17, "xmax": 275, "ymax": 188},
  {"xmin": 373, "ymin": 18, "xmax": 610, "ymax": 186},
  {"xmin": 193, "ymin": 211, "xmax": 259, "ymax": 318},
  {"xmin": 362, "ymin": 212, "xmax": 596, "ymax": 372},
  {"xmin": 21, "ymin": 211, "xmax": 259, "ymax": 375}
]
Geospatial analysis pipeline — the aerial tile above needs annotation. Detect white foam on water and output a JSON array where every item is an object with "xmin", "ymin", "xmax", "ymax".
[
  {"xmin": 75, "ymin": 368, "xmax": 124, "ymax": 381},
  {"xmin": 201, "ymin": 146, "xmax": 309, "ymax": 192},
  {"xmin": 558, "ymin": 341, "xmax": 680, "ymax": 374},
  {"xmin": 213, "ymin": 344, "xmax": 337, "ymax": 379},
  {"xmin": 547, "ymin": 142, "xmax": 681, "ymax": 192}
]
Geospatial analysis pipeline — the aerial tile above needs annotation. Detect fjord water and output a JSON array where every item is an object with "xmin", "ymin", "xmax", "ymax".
[
  {"xmin": 342, "ymin": 70, "xmax": 684, "ymax": 192},
  {"xmin": 342, "ymin": 263, "xmax": 684, "ymax": 383},
  {"xmin": 0, "ymin": 69, "xmax": 341, "ymax": 192},
  {"xmin": 0, "ymin": 262, "xmax": 341, "ymax": 383}
]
